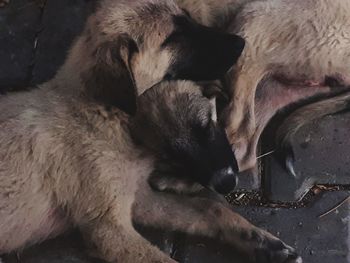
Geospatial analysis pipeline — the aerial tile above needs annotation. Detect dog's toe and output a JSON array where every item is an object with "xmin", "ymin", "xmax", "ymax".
[{"xmin": 255, "ymin": 237, "xmax": 302, "ymax": 263}]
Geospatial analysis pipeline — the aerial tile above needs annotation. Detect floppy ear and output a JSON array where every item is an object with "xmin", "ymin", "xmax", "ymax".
[{"xmin": 82, "ymin": 34, "xmax": 139, "ymax": 115}]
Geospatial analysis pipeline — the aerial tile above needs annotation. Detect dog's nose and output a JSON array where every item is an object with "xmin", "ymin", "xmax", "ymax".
[{"xmin": 210, "ymin": 166, "xmax": 238, "ymax": 195}]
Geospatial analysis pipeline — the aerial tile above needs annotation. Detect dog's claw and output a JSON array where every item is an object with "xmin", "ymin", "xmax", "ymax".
[
  {"xmin": 285, "ymin": 153, "xmax": 297, "ymax": 178},
  {"xmin": 275, "ymin": 143, "xmax": 297, "ymax": 177}
]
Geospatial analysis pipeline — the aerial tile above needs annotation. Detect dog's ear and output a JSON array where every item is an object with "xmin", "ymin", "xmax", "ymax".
[
  {"xmin": 200, "ymin": 81, "xmax": 230, "ymax": 122},
  {"xmin": 82, "ymin": 34, "xmax": 138, "ymax": 115}
]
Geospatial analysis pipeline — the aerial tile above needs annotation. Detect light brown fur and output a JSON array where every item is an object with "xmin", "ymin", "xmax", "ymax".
[
  {"xmin": 0, "ymin": 0, "xmax": 300, "ymax": 262},
  {"xmin": 226, "ymin": 0, "xmax": 350, "ymax": 171},
  {"xmin": 177, "ymin": 0, "xmax": 246, "ymax": 27},
  {"xmin": 0, "ymin": 67, "xmax": 300, "ymax": 263},
  {"xmin": 178, "ymin": 0, "xmax": 350, "ymax": 172}
]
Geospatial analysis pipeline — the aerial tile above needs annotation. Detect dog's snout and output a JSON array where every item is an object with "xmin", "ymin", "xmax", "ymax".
[{"xmin": 210, "ymin": 167, "xmax": 238, "ymax": 195}]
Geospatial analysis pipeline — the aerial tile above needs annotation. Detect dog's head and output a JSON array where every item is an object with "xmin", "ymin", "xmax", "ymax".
[
  {"xmin": 131, "ymin": 80, "xmax": 238, "ymax": 195},
  {"xmin": 79, "ymin": 0, "xmax": 244, "ymax": 115}
]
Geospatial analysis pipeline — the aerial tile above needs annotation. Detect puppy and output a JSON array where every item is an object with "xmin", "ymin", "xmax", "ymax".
[
  {"xmin": 61, "ymin": 0, "xmax": 244, "ymax": 115},
  {"xmin": 0, "ymin": 0, "xmax": 301, "ymax": 262},
  {"xmin": 0, "ymin": 79, "xmax": 300, "ymax": 263}
]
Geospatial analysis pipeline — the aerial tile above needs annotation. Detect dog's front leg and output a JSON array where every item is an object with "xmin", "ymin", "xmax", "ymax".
[
  {"xmin": 62, "ymin": 173, "xmax": 176, "ymax": 263},
  {"xmin": 78, "ymin": 212, "xmax": 177, "ymax": 263},
  {"xmin": 133, "ymin": 189, "xmax": 301, "ymax": 263}
]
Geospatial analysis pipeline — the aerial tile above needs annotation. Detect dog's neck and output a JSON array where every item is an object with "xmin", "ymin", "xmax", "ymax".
[
  {"xmin": 41, "ymin": 39, "xmax": 130, "ymax": 141},
  {"xmin": 45, "ymin": 38, "xmax": 89, "ymax": 99}
]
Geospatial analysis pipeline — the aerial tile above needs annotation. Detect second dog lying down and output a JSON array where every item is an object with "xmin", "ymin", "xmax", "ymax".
[{"xmin": 0, "ymin": 79, "xmax": 300, "ymax": 263}]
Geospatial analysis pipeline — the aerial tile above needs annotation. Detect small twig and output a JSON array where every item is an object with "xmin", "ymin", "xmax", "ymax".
[
  {"xmin": 256, "ymin": 150, "xmax": 275, "ymax": 160},
  {"xmin": 318, "ymin": 195, "xmax": 350, "ymax": 218},
  {"xmin": 235, "ymin": 193, "xmax": 246, "ymax": 201}
]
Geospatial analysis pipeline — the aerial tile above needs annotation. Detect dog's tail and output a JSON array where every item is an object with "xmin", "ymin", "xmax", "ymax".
[{"xmin": 275, "ymin": 89, "xmax": 350, "ymax": 176}]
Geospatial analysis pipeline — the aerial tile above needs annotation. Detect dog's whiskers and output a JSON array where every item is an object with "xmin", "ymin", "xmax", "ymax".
[{"xmin": 256, "ymin": 150, "xmax": 275, "ymax": 160}]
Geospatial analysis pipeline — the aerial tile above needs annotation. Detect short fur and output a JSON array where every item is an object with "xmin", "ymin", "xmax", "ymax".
[
  {"xmin": 177, "ymin": 0, "xmax": 246, "ymax": 28},
  {"xmin": 66, "ymin": 0, "xmax": 245, "ymax": 115},
  {"xmin": 0, "ymin": 79, "xmax": 300, "ymax": 263},
  {"xmin": 178, "ymin": 0, "xmax": 350, "ymax": 173},
  {"xmin": 0, "ymin": 0, "xmax": 301, "ymax": 262}
]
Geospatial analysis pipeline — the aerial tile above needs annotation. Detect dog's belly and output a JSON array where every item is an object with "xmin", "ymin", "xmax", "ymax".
[{"xmin": 0, "ymin": 206, "xmax": 69, "ymax": 253}]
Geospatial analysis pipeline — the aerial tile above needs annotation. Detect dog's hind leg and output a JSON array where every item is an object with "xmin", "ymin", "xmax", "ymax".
[
  {"xmin": 224, "ymin": 65, "xmax": 267, "ymax": 171},
  {"xmin": 275, "ymin": 90, "xmax": 350, "ymax": 177},
  {"xmin": 133, "ymin": 189, "xmax": 301, "ymax": 263}
]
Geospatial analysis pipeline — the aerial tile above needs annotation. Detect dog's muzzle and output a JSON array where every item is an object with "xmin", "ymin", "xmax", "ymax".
[{"xmin": 209, "ymin": 167, "xmax": 238, "ymax": 195}]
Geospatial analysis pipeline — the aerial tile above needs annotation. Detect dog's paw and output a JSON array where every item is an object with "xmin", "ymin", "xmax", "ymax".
[
  {"xmin": 0, "ymin": 0, "xmax": 9, "ymax": 7},
  {"xmin": 240, "ymin": 228, "xmax": 302, "ymax": 263},
  {"xmin": 254, "ymin": 233, "xmax": 302, "ymax": 263}
]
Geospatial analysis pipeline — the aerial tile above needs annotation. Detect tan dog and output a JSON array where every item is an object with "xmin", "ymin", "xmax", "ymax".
[
  {"xmin": 63, "ymin": 0, "xmax": 244, "ymax": 115},
  {"xmin": 0, "ymin": 78, "xmax": 301, "ymax": 263},
  {"xmin": 0, "ymin": 0, "xmax": 303, "ymax": 262},
  {"xmin": 178, "ymin": 0, "xmax": 350, "ymax": 174}
]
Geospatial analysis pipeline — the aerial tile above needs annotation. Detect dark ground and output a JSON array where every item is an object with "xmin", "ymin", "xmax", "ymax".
[{"xmin": 1, "ymin": 1, "xmax": 350, "ymax": 262}]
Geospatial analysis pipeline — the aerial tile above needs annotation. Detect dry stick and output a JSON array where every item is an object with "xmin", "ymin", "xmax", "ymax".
[{"xmin": 318, "ymin": 195, "xmax": 350, "ymax": 219}]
